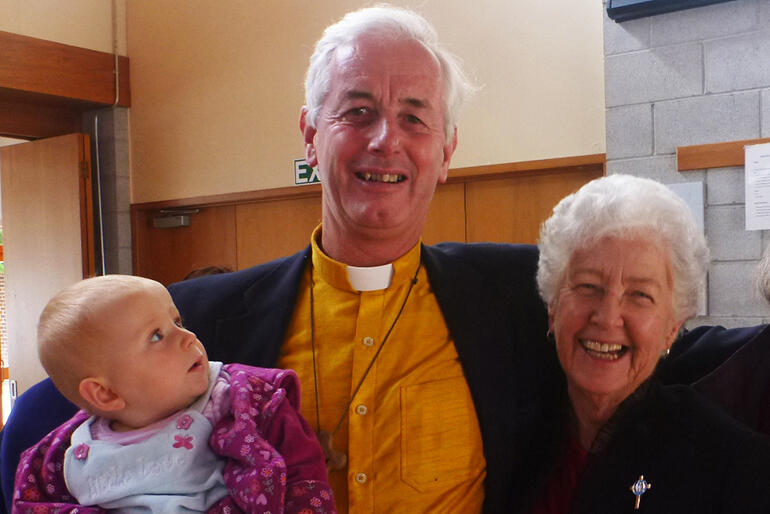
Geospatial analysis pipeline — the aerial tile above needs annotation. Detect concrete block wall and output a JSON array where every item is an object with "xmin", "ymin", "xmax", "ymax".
[
  {"xmin": 603, "ymin": 0, "xmax": 770, "ymax": 328},
  {"xmin": 82, "ymin": 107, "xmax": 133, "ymax": 276}
]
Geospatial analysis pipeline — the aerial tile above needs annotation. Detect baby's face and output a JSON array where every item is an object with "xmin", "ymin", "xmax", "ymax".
[{"xmin": 97, "ymin": 282, "xmax": 210, "ymax": 428}]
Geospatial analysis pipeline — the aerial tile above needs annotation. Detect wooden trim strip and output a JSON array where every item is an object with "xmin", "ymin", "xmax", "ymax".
[
  {"xmin": 677, "ymin": 138, "xmax": 770, "ymax": 171},
  {"xmin": 131, "ymin": 154, "xmax": 606, "ymax": 211},
  {"xmin": 448, "ymin": 153, "xmax": 605, "ymax": 181},
  {"xmin": 0, "ymin": 30, "xmax": 130, "ymax": 107}
]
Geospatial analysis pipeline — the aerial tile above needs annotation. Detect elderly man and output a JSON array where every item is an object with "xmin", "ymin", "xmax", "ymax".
[{"xmin": 169, "ymin": 6, "xmax": 554, "ymax": 513}]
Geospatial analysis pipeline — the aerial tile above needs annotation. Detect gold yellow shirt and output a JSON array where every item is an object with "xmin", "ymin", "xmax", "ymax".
[{"xmin": 277, "ymin": 227, "xmax": 486, "ymax": 513}]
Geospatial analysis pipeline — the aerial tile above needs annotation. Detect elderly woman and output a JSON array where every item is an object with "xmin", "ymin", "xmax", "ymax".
[{"xmin": 532, "ymin": 174, "xmax": 770, "ymax": 514}]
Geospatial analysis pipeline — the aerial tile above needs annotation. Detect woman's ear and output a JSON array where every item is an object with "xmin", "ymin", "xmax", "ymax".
[
  {"xmin": 79, "ymin": 377, "xmax": 126, "ymax": 413},
  {"xmin": 665, "ymin": 320, "xmax": 686, "ymax": 351}
]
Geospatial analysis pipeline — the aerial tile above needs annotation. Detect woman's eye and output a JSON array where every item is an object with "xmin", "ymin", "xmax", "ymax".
[
  {"xmin": 150, "ymin": 330, "xmax": 163, "ymax": 343},
  {"xmin": 174, "ymin": 318, "xmax": 183, "ymax": 328},
  {"xmin": 632, "ymin": 290, "xmax": 654, "ymax": 302}
]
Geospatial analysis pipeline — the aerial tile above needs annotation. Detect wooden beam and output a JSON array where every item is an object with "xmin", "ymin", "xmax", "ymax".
[
  {"xmin": 0, "ymin": 30, "xmax": 130, "ymax": 108},
  {"xmin": 131, "ymin": 154, "xmax": 607, "ymax": 211},
  {"xmin": 0, "ymin": 96, "xmax": 80, "ymax": 139},
  {"xmin": 678, "ymin": 138, "xmax": 770, "ymax": 171}
]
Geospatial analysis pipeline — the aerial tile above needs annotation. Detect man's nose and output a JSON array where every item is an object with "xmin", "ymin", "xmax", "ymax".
[{"xmin": 367, "ymin": 117, "xmax": 400, "ymax": 154}]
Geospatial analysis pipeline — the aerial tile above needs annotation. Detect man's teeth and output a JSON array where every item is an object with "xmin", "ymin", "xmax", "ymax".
[
  {"xmin": 358, "ymin": 172, "xmax": 404, "ymax": 183},
  {"xmin": 581, "ymin": 340, "xmax": 625, "ymax": 360}
]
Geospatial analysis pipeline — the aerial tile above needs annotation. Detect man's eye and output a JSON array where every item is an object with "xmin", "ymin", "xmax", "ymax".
[
  {"xmin": 404, "ymin": 114, "xmax": 424, "ymax": 125},
  {"xmin": 344, "ymin": 107, "xmax": 371, "ymax": 118},
  {"xmin": 150, "ymin": 330, "xmax": 163, "ymax": 343}
]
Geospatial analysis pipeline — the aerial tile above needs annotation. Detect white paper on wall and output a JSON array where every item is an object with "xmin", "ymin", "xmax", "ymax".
[{"xmin": 745, "ymin": 142, "xmax": 770, "ymax": 231}]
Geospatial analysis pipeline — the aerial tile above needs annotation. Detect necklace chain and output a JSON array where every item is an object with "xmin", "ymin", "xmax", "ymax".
[{"xmin": 309, "ymin": 262, "xmax": 421, "ymax": 438}]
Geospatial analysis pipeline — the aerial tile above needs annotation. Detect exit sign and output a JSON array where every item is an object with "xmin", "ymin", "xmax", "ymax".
[{"xmin": 294, "ymin": 159, "xmax": 320, "ymax": 185}]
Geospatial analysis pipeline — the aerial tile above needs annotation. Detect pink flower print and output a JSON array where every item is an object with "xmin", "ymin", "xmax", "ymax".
[
  {"xmin": 73, "ymin": 443, "xmax": 90, "ymax": 460},
  {"xmin": 260, "ymin": 467, "xmax": 273, "ymax": 478},
  {"xmin": 32, "ymin": 506, "xmax": 48, "ymax": 514},
  {"xmin": 255, "ymin": 493, "xmax": 268, "ymax": 505},
  {"xmin": 240, "ymin": 444, "xmax": 251, "ymax": 456},
  {"xmin": 45, "ymin": 483, "xmax": 56, "ymax": 494},
  {"xmin": 173, "ymin": 435, "xmax": 194, "ymax": 450},
  {"xmin": 310, "ymin": 497, "xmax": 322, "ymax": 507},
  {"xmin": 280, "ymin": 472, "xmax": 287, "ymax": 486},
  {"xmin": 320, "ymin": 489, "xmax": 331, "ymax": 500},
  {"xmin": 176, "ymin": 414, "xmax": 194, "ymax": 430},
  {"xmin": 22, "ymin": 488, "xmax": 40, "ymax": 501},
  {"xmin": 298, "ymin": 509, "xmax": 312, "ymax": 514}
]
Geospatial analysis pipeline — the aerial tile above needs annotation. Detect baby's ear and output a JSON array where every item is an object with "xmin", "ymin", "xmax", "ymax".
[{"xmin": 78, "ymin": 377, "xmax": 126, "ymax": 413}]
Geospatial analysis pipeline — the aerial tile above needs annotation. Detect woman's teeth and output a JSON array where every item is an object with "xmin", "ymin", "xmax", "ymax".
[{"xmin": 580, "ymin": 340, "xmax": 626, "ymax": 360}]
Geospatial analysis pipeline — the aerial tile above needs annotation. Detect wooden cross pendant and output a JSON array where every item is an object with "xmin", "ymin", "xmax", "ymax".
[{"xmin": 317, "ymin": 430, "xmax": 347, "ymax": 471}]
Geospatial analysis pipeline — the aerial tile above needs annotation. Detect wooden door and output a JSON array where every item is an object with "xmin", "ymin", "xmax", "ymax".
[{"xmin": 0, "ymin": 133, "xmax": 94, "ymax": 394}]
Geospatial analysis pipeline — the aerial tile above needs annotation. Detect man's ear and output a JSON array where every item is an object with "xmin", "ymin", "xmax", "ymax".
[
  {"xmin": 299, "ymin": 107, "xmax": 318, "ymax": 168},
  {"xmin": 438, "ymin": 126, "xmax": 458, "ymax": 184},
  {"xmin": 79, "ymin": 378, "xmax": 126, "ymax": 413}
]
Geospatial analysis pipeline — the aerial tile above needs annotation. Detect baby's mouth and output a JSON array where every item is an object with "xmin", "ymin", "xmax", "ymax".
[
  {"xmin": 580, "ymin": 340, "xmax": 628, "ymax": 360},
  {"xmin": 189, "ymin": 357, "xmax": 203, "ymax": 371},
  {"xmin": 355, "ymin": 171, "xmax": 405, "ymax": 183}
]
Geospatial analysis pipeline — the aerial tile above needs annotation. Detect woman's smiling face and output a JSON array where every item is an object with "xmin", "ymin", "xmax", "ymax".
[{"xmin": 549, "ymin": 235, "xmax": 684, "ymax": 408}]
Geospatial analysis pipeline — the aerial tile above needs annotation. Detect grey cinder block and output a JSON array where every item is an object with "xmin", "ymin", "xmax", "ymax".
[
  {"xmin": 706, "ymin": 167, "xmax": 745, "ymax": 205},
  {"xmin": 651, "ymin": 0, "xmax": 758, "ymax": 47},
  {"xmin": 706, "ymin": 204, "xmax": 763, "ymax": 261},
  {"xmin": 605, "ymin": 43, "xmax": 702, "ymax": 107},
  {"xmin": 606, "ymin": 104, "xmax": 653, "ymax": 159},
  {"xmin": 606, "ymin": 155, "xmax": 705, "ymax": 184},
  {"xmin": 654, "ymin": 92, "xmax": 759, "ymax": 154},
  {"xmin": 604, "ymin": 8, "xmax": 650, "ymax": 55},
  {"xmin": 709, "ymin": 261, "xmax": 769, "ymax": 317},
  {"xmin": 706, "ymin": 30, "xmax": 770, "ymax": 93}
]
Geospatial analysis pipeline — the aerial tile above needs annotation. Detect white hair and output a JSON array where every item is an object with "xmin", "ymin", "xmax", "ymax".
[
  {"xmin": 303, "ymin": 4, "xmax": 475, "ymax": 140},
  {"xmin": 537, "ymin": 174, "xmax": 710, "ymax": 321}
]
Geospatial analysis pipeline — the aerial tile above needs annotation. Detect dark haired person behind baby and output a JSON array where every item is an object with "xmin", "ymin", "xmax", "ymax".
[{"xmin": 13, "ymin": 275, "xmax": 335, "ymax": 513}]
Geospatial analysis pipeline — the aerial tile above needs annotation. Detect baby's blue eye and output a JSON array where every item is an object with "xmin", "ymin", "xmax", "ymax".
[{"xmin": 150, "ymin": 330, "xmax": 163, "ymax": 343}]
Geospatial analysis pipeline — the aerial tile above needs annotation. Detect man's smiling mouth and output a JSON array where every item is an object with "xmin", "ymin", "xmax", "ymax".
[{"xmin": 356, "ymin": 172, "xmax": 405, "ymax": 183}]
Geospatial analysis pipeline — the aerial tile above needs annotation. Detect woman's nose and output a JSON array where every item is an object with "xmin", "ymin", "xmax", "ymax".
[{"xmin": 590, "ymin": 294, "xmax": 624, "ymax": 328}]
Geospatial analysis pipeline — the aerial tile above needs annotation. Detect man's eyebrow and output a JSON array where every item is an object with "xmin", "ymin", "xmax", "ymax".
[
  {"xmin": 344, "ymin": 90, "xmax": 375, "ymax": 101},
  {"xmin": 342, "ymin": 90, "xmax": 430, "ymax": 109},
  {"xmin": 401, "ymin": 97, "xmax": 428, "ymax": 109}
]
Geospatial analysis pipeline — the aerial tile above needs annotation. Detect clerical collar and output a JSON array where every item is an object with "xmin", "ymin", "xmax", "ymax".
[
  {"xmin": 346, "ymin": 263, "xmax": 394, "ymax": 291},
  {"xmin": 309, "ymin": 225, "xmax": 421, "ymax": 292}
]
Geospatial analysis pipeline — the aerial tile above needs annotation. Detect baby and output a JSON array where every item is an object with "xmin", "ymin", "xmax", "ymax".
[{"xmin": 13, "ymin": 275, "xmax": 335, "ymax": 513}]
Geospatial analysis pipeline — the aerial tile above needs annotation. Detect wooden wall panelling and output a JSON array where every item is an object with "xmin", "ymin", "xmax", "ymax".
[
  {"xmin": 131, "ymin": 155, "xmax": 606, "ymax": 278},
  {"xmin": 422, "ymin": 182, "xmax": 466, "ymax": 244},
  {"xmin": 235, "ymin": 196, "xmax": 322, "ymax": 269},
  {"xmin": 466, "ymin": 166, "xmax": 604, "ymax": 244},
  {"xmin": 677, "ymin": 138, "xmax": 770, "ymax": 171},
  {"xmin": 132, "ymin": 205, "xmax": 237, "ymax": 286}
]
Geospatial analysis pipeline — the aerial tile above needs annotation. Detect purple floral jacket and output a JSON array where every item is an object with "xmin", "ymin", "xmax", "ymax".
[{"xmin": 13, "ymin": 364, "xmax": 335, "ymax": 514}]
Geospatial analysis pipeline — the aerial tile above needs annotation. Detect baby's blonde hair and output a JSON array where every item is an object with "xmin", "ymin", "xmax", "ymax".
[{"xmin": 37, "ymin": 275, "xmax": 162, "ymax": 410}]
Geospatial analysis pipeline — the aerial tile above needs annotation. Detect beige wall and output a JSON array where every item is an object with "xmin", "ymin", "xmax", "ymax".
[
  {"xmin": 0, "ymin": 0, "xmax": 126, "ymax": 54},
  {"xmin": 127, "ymin": 1, "xmax": 606, "ymax": 204}
]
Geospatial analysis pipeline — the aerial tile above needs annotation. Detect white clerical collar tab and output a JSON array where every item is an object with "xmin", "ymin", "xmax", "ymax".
[{"xmin": 347, "ymin": 263, "xmax": 394, "ymax": 291}]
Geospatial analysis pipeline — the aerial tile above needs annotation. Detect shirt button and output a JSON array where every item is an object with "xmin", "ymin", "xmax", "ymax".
[
  {"xmin": 355, "ymin": 404, "xmax": 368, "ymax": 416},
  {"xmin": 362, "ymin": 336, "xmax": 375, "ymax": 347},
  {"xmin": 354, "ymin": 472, "xmax": 368, "ymax": 484}
]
